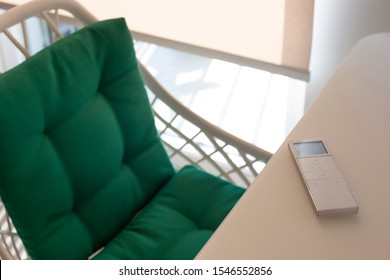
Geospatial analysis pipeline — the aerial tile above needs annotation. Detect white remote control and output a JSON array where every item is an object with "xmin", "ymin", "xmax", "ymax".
[{"xmin": 288, "ymin": 139, "xmax": 359, "ymax": 217}]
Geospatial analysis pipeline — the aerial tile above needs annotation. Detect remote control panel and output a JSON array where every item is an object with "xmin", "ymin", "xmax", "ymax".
[{"xmin": 288, "ymin": 139, "xmax": 359, "ymax": 217}]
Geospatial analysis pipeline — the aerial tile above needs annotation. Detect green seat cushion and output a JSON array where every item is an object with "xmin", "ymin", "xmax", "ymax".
[
  {"xmin": 0, "ymin": 17, "xmax": 245, "ymax": 260},
  {"xmin": 93, "ymin": 165, "xmax": 244, "ymax": 260},
  {"xmin": 0, "ymin": 18, "xmax": 174, "ymax": 259}
]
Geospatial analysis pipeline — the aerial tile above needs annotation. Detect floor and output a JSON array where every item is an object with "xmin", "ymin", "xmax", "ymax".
[{"xmin": 135, "ymin": 42, "xmax": 307, "ymax": 154}]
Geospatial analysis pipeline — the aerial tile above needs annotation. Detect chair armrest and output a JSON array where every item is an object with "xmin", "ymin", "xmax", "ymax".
[{"xmin": 140, "ymin": 63, "xmax": 272, "ymax": 187}]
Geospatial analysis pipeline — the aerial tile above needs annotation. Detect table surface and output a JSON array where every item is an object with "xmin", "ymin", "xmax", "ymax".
[{"xmin": 197, "ymin": 32, "xmax": 390, "ymax": 259}]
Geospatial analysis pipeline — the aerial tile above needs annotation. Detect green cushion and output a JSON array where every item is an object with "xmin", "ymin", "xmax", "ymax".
[
  {"xmin": 0, "ymin": 18, "xmax": 245, "ymax": 260},
  {"xmin": 93, "ymin": 166, "xmax": 244, "ymax": 260},
  {"xmin": 0, "ymin": 18, "xmax": 174, "ymax": 259}
]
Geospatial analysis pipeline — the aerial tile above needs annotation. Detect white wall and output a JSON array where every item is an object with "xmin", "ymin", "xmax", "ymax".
[{"xmin": 306, "ymin": 0, "xmax": 390, "ymax": 109}]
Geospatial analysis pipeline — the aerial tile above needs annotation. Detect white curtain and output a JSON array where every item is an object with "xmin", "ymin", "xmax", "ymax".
[{"xmin": 1, "ymin": 0, "xmax": 314, "ymax": 80}]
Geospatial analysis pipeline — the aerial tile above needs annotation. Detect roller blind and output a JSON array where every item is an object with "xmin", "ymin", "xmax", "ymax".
[{"xmin": 1, "ymin": 0, "xmax": 314, "ymax": 80}]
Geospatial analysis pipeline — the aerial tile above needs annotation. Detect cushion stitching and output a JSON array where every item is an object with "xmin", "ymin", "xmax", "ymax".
[
  {"xmin": 41, "ymin": 134, "xmax": 75, "ymax": 208},
  {"xmin": 98, "ymin": 93, "xmax": 126, "ymax": 162},
  {"xmin": 98, "ymin": 66, "xmax": 139, "ymax": 93},
  {"xmin": 43, "ymin": 93, "xmax": 98, "ymax": 135},
  {"xmin": 124, "ymin": 139, "xmax": 162, "ymax": 165}
]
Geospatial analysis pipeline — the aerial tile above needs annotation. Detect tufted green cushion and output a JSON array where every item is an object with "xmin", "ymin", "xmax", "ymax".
[
  {"xmin": 0, "ymin": 18, "xmax": 244, "ymax": 260},
  {"xmin": 0, "ymin": 18, "xmax": 174, "ymax": 259},
  {"xmin": 93, "ymin": 166, "xmax": 244, "ymax": 260}
]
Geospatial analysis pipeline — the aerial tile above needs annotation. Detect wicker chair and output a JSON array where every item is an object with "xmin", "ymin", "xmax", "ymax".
[{"xmin": 0, "ymin": 0, "xmax": 272, "ymax": 260}]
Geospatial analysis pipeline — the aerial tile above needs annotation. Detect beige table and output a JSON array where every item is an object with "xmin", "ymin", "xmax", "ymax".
[{"xmin": 197, "ymin": 33, "xmax": 390, "ymax": 259}]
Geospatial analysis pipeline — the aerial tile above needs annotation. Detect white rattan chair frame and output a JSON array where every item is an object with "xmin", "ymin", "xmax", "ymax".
[{"xmin": 0, "ymin": 0, "xmax": 272, "ymax": 260}]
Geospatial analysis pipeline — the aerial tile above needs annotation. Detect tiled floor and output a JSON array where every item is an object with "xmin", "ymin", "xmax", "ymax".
[{"xmin": 136, "ymin": 42, "xmax": 307, "ymax": 154}]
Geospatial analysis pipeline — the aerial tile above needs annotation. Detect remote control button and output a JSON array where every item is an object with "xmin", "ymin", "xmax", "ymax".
[
  {"xmin": 298, "ymin": 156, "xmax": 335, "ymax": 166},
  {"xmin": 300, "ymin": 162, "xmax": 339, "ymax": 173},
  {"xmin": 304, "ymin": 169, "xmax": 343, "ymax": 180}
]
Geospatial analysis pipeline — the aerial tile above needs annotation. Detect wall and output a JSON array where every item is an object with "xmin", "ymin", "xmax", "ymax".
[{"xmin": 306, "ymin": 0, "xmax": 390, "ymax": 109}]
